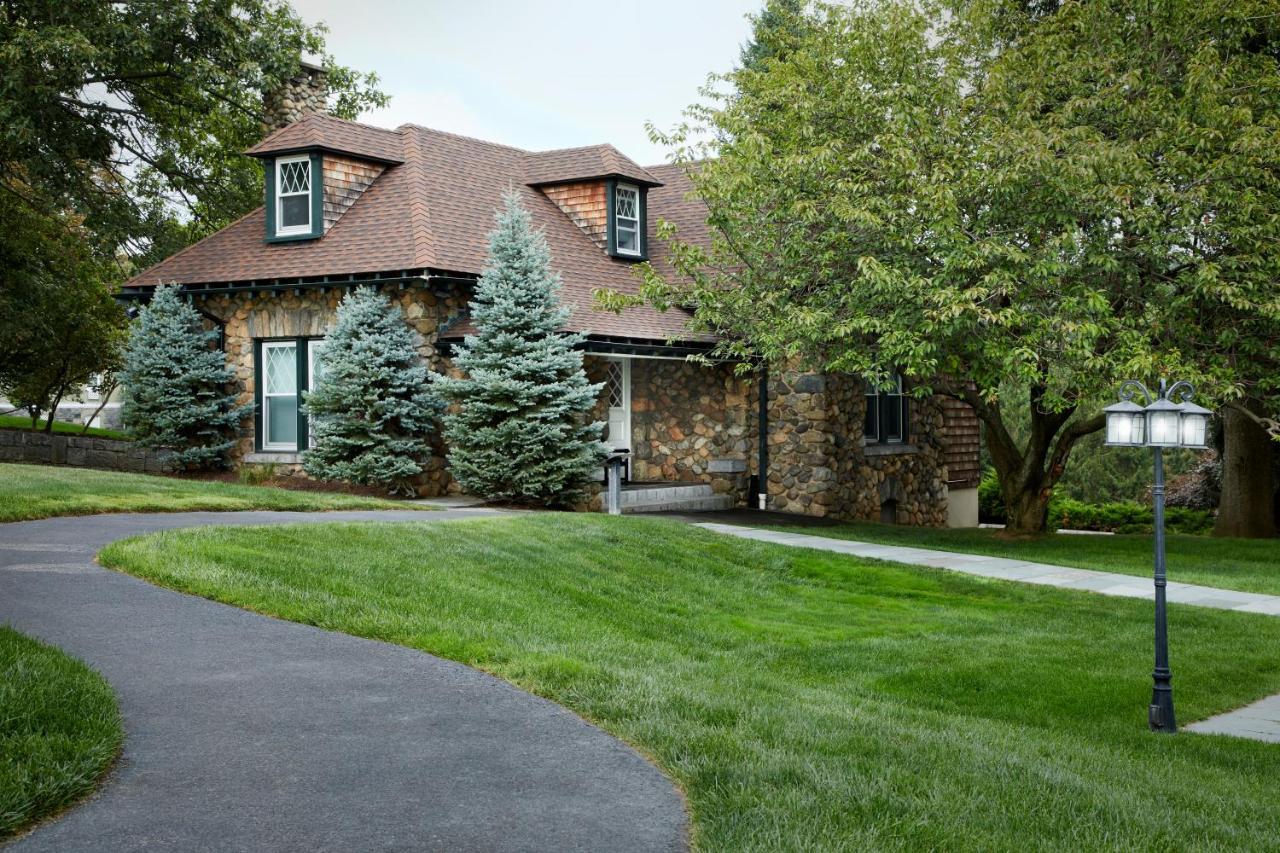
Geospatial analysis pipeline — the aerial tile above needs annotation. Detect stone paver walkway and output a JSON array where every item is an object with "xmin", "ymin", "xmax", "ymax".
[
  {"xmin": 2, "ymin": 510, "xmax": 686, "ymax": 852},
  {"xmin": 694, "ymin": 522, "xmax": 1280, "ymax": 743}
]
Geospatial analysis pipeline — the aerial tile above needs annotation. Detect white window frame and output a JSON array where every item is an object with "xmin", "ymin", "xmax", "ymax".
[
  {"xmin": 262, "ymin": 340, "xmax": 299, "ymax": 451},
  {"xmin": 275, "ymin": 154, "xmax": 312, "ymax": 237},
  {"xmin": 613, "ymin": 183, "xmax": 641, "ymax": 256},
  {"xmin": 306, "ymin": 339, "xmax": 324, "ymax": 444}
]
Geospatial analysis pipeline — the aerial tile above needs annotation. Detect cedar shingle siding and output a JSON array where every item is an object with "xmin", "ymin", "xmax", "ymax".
[
  {"xmin": 323, "ymin": 155, "xmax": 384, "ymax": 232},
  {"xmin": 940, "ymin": 396, "xmax": 982, "ymax": 487},
  {"xmin": 542, "ymin": 182, "xmax": 609, "ymax": 248}
]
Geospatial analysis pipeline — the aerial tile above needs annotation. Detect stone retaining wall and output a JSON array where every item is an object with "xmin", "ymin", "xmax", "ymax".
[{"xmin": 0, "ymin": 429, "xmax": 172, "ymax": 473}]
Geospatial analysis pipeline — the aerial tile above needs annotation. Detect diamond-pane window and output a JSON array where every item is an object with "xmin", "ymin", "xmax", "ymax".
[
  {"xmin": 606, "ymin": 361, "xmax": 624, "ymax": 408},
  {"xmin": 265, "ymin": 344, "xmax": 296, "ymax": 395},
  {"xmin": 613, "ymin": 184, "xmax": 640, "ymax": 256},
  {"xmin": 278, "ymin": 160, "xmax": 309, "ymax": 194},
  {"xmin": 275, "ymin": 156, "xmax": 312, "ymax": 234}
]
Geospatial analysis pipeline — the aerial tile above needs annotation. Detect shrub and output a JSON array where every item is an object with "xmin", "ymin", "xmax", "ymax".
[
  {"xmin": 979, "ymin": 467, "xmax": 1214, "ymax": 534},
  {"xmin": 303, "ymin": 287, "xmax": 439, "ymax": 496},
  {"xmin": 120, "ymin": 284, "xmax": 250, "ymax": 469},
  {"xmin": 978, "ymin": 468, "xmax": 1006, "ymax": 524},
  {"xmin": 432, "ymin": 191, "xmax": 605, "ymax": 505}
]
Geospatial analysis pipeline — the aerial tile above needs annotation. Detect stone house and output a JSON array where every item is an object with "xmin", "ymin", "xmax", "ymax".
[{"xmin": 122, "ymin": 71, "xmax": 980, "ymax": 524}]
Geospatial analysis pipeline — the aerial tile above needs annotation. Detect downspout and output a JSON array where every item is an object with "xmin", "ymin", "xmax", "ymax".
[
  {"xmin": 191, "ymin": 303, "xmax": 227, "ymax": 352},
  {"xmin": 757, "ymin": 363, "xmax": 769, "ymax": 511}
]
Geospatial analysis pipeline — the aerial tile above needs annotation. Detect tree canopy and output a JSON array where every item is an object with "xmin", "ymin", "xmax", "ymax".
[
  {"xmin": 0, "ymin": 0, "xmax": 386, "ymax": 265},
  {"xmin": 619, "ymin": 0, "xmax": 1280, "ymax": 532}
]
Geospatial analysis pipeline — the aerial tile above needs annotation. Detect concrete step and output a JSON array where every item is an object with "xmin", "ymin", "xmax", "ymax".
[
  {"xmin": 623, "ymin": 495, "xmax": 737, "ymax": 514},
  {"xmin": 620, "ymin": 483, "xmax": 714, "ymax": 507}
]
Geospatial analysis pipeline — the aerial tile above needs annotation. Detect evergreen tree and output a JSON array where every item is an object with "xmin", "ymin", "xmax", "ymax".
[
  {"xmin": 121, "ymin": 284, "xmax": 250, "ymax": 469},
  {"xmin": 433, "ymin": 191, "xmax": 606, "ymax": 505},
  {"xmin": 303, "ymin": 287, "xmax": 439, "ymax": 496}
]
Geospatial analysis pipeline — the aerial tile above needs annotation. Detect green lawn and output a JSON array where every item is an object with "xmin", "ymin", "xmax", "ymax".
[
  {"xmin": 0, "ymin": 463, "xmax": 426, "ymax": 522},
  {"xmin": 0, "ymin": 415, "xmax": 130, "ymax": 441},
  {"xmin": 759, "ymin": 519, "xmax": 1280, "ymax": 596},
  {"xmin": 100, "ymin": 514, "xmax": 1280, "ymax": 851},
  {"xmin": 0, "ymin": 627, "xmax": 122, "ymax": 840}
]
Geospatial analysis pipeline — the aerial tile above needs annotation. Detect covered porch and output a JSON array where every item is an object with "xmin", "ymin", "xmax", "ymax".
[{"xmin": 582, "ymin": 341, "xmax": 758, "ymax": 510}]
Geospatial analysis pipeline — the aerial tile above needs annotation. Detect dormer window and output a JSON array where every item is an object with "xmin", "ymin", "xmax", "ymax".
[
  {"xmin": 276, "ymin": 156, "xmax": 312, "ymax": 235},
  {"xmin": 614, "ymin": 184, "xmax": 640, "ymax": 255},
  {"xmin": 264, "ymin": 152, "xmax": 323, "ymax": 242},
  {"xmin": 607, "ymin": 180, "xmax": 647, "ymax": 260}
]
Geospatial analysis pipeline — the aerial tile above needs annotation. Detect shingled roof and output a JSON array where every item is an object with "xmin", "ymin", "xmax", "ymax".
[
  {"xmin": 128, "ymin": 117, "xmax": 713, "ymax": 343},
  {"xmin": 244, "ymin": 113, "xmax": 405, "ymax": 164},
  {"xmin": 523, "ymin": 144, "xmax": 661, "ymax": 187}
]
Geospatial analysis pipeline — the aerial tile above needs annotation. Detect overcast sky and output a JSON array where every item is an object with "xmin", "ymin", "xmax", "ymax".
[{"xmin": 291, "ymin": 0, "xmax": 759, "ymax": 166}]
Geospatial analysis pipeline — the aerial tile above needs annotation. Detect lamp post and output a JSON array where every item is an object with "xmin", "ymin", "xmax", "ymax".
[{"xmin": 1103, "ymin": 379, "xmax": 1212, "ymax": 733}]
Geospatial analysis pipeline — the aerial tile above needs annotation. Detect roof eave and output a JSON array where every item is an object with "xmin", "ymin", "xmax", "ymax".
[
  {"xmin": 242, "ymin": 144, "xmax": 405, "ymax": 166},
  {"xmin": 526, "ymin": 172, "xmax": 664, "ymax": 189}
]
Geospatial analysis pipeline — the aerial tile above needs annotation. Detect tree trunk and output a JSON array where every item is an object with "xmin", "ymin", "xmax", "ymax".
[
  {"xmin": 952, "ymin": 382, "xmax": 1103, "ymax": 536},
  {"xmin": 1004, "ymin": 486, "xmax": 1053, "ymax": 535},
  {"xmin": 1214, "ymin": 404, "xmax": 1277, "ymax": 538}
]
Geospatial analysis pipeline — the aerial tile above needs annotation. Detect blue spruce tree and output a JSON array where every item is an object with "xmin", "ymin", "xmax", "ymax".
[
  {"xmin": 303, "ymin": 287, "xmax": 439, "ymax": 495},
  {"xmin": 121, "ymin": 284, "xmax": 251, "ymax": 469},
  {"xmin": 433, "ymin": 191, "xmax": 606, "ymax": 505}
]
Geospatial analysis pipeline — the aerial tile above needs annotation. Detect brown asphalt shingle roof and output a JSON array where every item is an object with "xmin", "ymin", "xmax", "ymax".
[
  {"xmin": 523, "ymin": 144, "xmax": 661, "ymax": 187},
  {"xmin": 128, "ymin": 117, "xmax": 713, "ymax": 343},
  {"xmin": 244, "ymin": 113, "xmax": 405, "ymax": 163}
]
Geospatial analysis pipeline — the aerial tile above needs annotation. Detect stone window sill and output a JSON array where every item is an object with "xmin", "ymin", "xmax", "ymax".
[
  {"xmin": 862, "ymin": 443, "xmax": 918, "ymax": 457},
  {"xmin": 244, "ymin": 451, "xmax": 303, "ymax": 465}
]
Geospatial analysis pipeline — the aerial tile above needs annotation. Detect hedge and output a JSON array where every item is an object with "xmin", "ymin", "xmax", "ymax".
[{"xmin": 978, "ymin": 469, "xmax": 1214, "ymax": 535}]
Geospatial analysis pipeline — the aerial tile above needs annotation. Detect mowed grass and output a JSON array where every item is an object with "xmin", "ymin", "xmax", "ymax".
[
  {"xmin": 760, "ymin": 519, "xmax": 1280, "ymax": 596},
  {"xmin": 0, "ymin": 463, "xmax": 425, "ymax": 522},
  {"xmin": 0, "ymin": 415, "xmax": 130, "ymax": 441},
  {"xmin": 101, "ymin": 514, "xmax": 1280, "ymax": 851},
  {"xmin": 0, "ymin": 627, "xmax": 122, "ymax": 840}
]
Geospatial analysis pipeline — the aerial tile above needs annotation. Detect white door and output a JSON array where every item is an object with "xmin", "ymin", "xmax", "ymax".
[{"xmin": 604, "ymin": 358, "xmax": 631, "ymax": 455}]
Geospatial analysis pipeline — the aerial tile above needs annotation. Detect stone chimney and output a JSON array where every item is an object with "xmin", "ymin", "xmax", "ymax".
[{"xmin": 262, "ymin": 60, "xmax": 328, "ymax": 134}]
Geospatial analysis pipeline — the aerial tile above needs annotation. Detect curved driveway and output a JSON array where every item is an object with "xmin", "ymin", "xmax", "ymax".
[{"xmin": 0, "ymin": 510, "xmax": 686, "ymax": 852}]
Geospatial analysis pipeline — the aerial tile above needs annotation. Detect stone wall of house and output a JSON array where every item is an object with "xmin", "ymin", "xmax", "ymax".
[
  {"xmin": 262, "ymin": 63, "xmax": 328, "ymax": 134},
  {"xmin": 628, "ymin": 358, "xmax": 751, "ymax": 497},
  {"xmin": 581, "ymin": 356, "xmax": 753, "ymax": 509},
  {"xmin": 0, "ymin": 430, "xmax": 172, "ymax": 473},
  {"xmin": 323, "ymin": 156, "xmax": 384, "ymax": 231},
  {"xmin": 194, "ymin": 283, "xmax": 468, "ymax": 495},
  {"xmin": 183, "ymin": 285, "xmax": 954, "ymax": 524},
  {"xmin": 764, "ymin": 371, "xmax": 949, "ymax": 525}
]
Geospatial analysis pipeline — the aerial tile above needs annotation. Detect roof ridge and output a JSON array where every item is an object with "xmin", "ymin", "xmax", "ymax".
[
  {"xmin": 397, "ymin": 123, "xmax": 531, "ymax": 153},
  {"xmin": 304, "ymin": 112, "xmax": 404, "ymax": 138},
  {"xmin": 398, "ymin": 129, "xmax": 437, "ymax": 268}
]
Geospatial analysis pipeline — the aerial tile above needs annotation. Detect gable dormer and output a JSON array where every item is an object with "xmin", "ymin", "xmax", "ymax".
[
  {"xmin": 525, "ymin": 145, "xmax": 662, "ymax": 261},
  {"xmin": 244, "ymin": 114, "xmax": 405, "ymax": 243}
]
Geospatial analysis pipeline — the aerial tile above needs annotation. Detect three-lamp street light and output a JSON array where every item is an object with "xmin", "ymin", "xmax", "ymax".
[{"xmin": 1103, "ymin": 379, "xmax": 1212, "ymax": 733}]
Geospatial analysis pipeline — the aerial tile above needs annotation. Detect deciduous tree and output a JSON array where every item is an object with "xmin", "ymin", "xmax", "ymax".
[{"xmin": 620, "ymin": 0, "xmax": 1280, "ymax": 533}]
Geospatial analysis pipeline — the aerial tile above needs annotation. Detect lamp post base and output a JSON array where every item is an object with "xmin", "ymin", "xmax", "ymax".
[{"xmin": 1149, "ymin": 676, "xmax": 1177, "ymax": 733}]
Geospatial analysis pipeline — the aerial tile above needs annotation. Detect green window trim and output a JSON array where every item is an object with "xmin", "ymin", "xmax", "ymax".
[
  {"xmin": 864, "ymin": 375, "xmax": 910, "ymax": 446},
  {"xmin": 253, "ymin": 337, "xmax": 316, "ymax": 453},
  {"xmin": 264, "ymin": 152, "xmax": 324, "ymax": 243},
  {"xmin": 605, "ymin": 178, "xmax": 648, "ymax": 261}
]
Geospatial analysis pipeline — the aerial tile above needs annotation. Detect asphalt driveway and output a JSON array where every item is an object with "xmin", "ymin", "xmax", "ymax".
[{"xmin": 0, "ymin": 510, "xmax": 686, "ymax": 852}]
